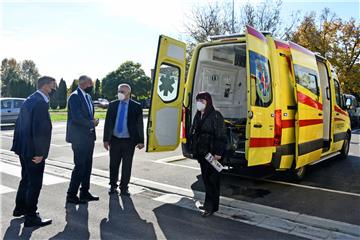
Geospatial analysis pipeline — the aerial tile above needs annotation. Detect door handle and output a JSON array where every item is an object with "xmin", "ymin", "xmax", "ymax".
[
  {"xmin": 318, "ymin": 113, "xmax": 323, "ymax": 116},
  {"xmin": 336, "ymin": 113, "xmax": 340, "ymax": 116},
  {"xmin": 7, "ymin": 110, "xmax": 11, "ymax": 113},
  {"xmin": 254, "ymin": 123, "xmax": 262, "ymax": 128}
]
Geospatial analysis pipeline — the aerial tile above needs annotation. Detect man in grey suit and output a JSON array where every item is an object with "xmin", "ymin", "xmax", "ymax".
[{"xmin": 66, "ymin": 75, "xmax": 99, "ymax": 204}]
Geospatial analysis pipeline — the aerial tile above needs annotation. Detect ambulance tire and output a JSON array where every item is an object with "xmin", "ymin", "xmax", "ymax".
[
  {"xmin": 339, "ymin": 134, "xmax": 350, "ymax": 159},
  {"xmin": 288, "ymin": 165, "xmax": 306, "ymax": 182}
]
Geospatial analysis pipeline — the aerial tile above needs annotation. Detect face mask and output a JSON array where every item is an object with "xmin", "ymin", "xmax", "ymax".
[
  {"xmin": 84, "ymin": 86, "xmax": 93, "ymax": 94},
  {"xmin": 49, "ymin": 88, "xmax": 56, "ymax": 98},
  {"xmin": 118, "ymin": 93, "xmax": 125, "ymax": 101},
  {"xmin": 196, "ymin": 101, "xmax": 206, "ymax": 112}
]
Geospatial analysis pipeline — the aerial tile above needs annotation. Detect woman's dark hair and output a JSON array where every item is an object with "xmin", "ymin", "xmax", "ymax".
[{"xmin": 196, "ymin": 91, "xmax": 214, "ymax": 114}]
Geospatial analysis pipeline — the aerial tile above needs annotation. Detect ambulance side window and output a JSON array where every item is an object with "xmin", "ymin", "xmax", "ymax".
[
  {"xmin": 157, "ymin": 64, "xmax": 180, "ymax": 103},
  {"xmin": 294, "ymin": 65, "xmax": 319, "ymax": 96},
  {"xmin": 334, "ymin": 80, "xmax": 341, "ymax": 106},
  {"xmin": 249, "ymin": 51, "xmax": 272, "ymax": 107}
]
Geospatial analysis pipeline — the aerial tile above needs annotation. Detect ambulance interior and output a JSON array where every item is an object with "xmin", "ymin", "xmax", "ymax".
[{"xmin": 192, "ymin": 43, "xmax": 247, "ymax": 154}]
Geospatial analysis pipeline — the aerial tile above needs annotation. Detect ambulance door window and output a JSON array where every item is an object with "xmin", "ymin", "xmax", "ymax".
[
  {"xmin": 249, "ymin": 51, "xmax": 272, "ymax": 107},
  {"xmin": 157, "ymin": 64, "xmax": 180, "ymax": 103},
  {"xmin": 334, "ymin": 80, "xmax": 341, "ymax": 106},
  {"xmin": 294, "ymin": 65, "xmax": 319, "ymax": 96}
]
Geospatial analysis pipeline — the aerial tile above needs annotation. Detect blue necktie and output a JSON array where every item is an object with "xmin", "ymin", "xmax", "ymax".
[
  {"xmin": 117, "ymin": 101, "xmax": 126, "ymax": 134},
  {"xmin": 85, "ymin": 94, "xmax": 92, "ymax": 117}
]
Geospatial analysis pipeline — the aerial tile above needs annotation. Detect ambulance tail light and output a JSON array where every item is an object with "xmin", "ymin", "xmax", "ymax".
[
  {"xmin": 274, "ymin": 110, "xmax": 282, "ymax": 146},
  {"xmin": 181, "ymin": 107, "xmax": 187, "ymax": 143}
]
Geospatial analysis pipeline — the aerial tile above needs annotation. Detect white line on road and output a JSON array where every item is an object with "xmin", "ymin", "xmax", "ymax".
[
  {"xmin": 0, "ymin": 185, "xmax": 16, "ymax": 194},
  {"xmin": 153, "ymin": 156, "xmax": 360, "ymax": 198},
  {"xmin": 0, "ymin": 161, "xmax": 68, "ymax": 185}
]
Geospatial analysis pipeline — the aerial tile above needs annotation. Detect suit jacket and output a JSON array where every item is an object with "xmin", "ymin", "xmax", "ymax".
[
  {"xmin": 103, "ymin": 99, "xmax": 144, "ymax": 144},
  {"xmin": 11, "ymin": 92, "xmax": 52, "ymax": 159},
  {"xmin": 66, "ymin": 88, "xmax": 96, "ymax": 144}
]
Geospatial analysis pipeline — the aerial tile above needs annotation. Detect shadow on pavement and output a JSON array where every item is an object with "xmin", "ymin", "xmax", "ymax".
[
  {"xmin": 3, "ymin": 218, "xmax": 35, "ymax": 240},
  {"xmin": 50, "ymin": 203, "xmax": 89, "ymax": 240},
  {"xmin": 100, "ymin": 194, "xmax": 156, "ymax": 239}
]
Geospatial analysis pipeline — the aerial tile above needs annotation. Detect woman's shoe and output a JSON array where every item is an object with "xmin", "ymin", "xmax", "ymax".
[{"xmin": 201, "ymin": 210, "xmax": 213, "ymax": 217}]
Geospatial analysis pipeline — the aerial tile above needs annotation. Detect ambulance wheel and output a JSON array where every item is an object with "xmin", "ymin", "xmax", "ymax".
[
  {"xmin": 289, "ymin": 165, "xmax": 306, "ymax": 182},
  {"xmin": 340, "ymin": 134, "xmax": 350, "ymax": 159}
]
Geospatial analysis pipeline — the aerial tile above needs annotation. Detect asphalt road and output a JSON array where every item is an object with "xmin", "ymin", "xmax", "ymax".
[
  {"xmin": 0, "ymin": 171, "xmax": 305, "ymax": 239},
  {"xmin": 1, "ymin": 119, "xmax": 359, "ymax": 238}
]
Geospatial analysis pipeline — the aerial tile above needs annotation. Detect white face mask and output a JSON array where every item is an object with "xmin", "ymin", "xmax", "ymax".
[
  {"xmin": 196, "ymin": 101, "xmax": 206, "ymax": 112},
  {"xmin": 118, "ymin": 93, "xmax": 125, "ymax": 101}
]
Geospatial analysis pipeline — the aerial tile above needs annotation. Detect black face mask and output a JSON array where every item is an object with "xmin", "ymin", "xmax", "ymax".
[
  {"xmin": 49, "ymin": 88, "xmax": 56, "ymax": 98},
  {"xmin": 84, "ymin": 86, "xmax": 93, "ymax": 94}
]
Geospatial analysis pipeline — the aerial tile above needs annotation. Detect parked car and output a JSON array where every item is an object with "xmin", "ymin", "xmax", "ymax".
[
  {"xmin": 344, "ymin": 94, "xmax": 360, "ymax": 128},
  {"xmin": 1, "ymin": 98, "xmax": 26, "ymax": 124},
  {"xmin": 93, "ymin": 98, "xmax": 109, "ymax": 109}
]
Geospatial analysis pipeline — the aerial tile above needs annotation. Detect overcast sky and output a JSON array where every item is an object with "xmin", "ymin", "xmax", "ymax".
[{"xmin": 1, "ymin": 0, "xmax": 359, "ymax": 85}]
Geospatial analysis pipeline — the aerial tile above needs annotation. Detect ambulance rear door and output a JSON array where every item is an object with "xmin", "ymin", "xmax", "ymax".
[
  {"xmin": 246, "ymin": 25, "xmax": 276, "ymax": 166},
  {"xmin": 289, "ymin": 42, "xmax": 324, "ymax": 168},
  {"xmin": 146, "ymin": 35, "xmax": 186, "ymax": 152}
]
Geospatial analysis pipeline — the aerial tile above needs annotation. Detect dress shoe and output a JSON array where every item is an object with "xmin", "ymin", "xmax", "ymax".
[
  {"xmin": 201, "ymin": 210, "xmax": 214, "ymax": 217},
  {"xmin": 66, "ymin": 195, "xmax": 87, "ymax": 204},
  {"xmin": 24, "ymin": 215, "xmax": 52, "ymax": 228},
  {"xmin": 13, "ymin": 208, "xmax": 25, "ymax": 217},
  {"xmin": 108, "ymin": 187, "xmax": 118, "ymax": 194},
  {"xmin": 198, "ymin": 205, "xmax": 205, "ymax": 210},
  {"xmin": 120, "ymin": 189, "xmax": 130, "ymax": 197},
  {"xmin": 80, "ymin": 192, "xmax": 99, "ymax": 202}
]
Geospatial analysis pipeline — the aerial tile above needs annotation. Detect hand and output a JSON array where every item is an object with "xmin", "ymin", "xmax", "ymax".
[
  {"xmin": 136, "ymin": 144, "xmax": 144, "ymax": 150},
  {"xmin": 214, "ymin": 155, "xmax": 222, "ymax": 160},
  {"xmin": 32, "ymin": 156, "xmax": 43, "ymax": 164},
  {"xmin": 104, "ymin": 141, "xmax": 110, "ymax": 151}
]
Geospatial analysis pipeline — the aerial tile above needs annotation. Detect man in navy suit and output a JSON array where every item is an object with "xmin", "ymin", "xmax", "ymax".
[
  {"xmin": 103, "ymin": 83, "xmax": 144, "ymax": 196},
  {"xmin": 66, "ymin": 75, "xmax": 99, "ymax": 204},
  {"xmin": 11, "ymin": 76, "xmax": 56, "ymax": 227}
]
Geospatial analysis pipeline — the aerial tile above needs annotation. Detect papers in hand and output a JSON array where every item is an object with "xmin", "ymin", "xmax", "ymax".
[{"xmin": 205, "ymin": 153, "xmax": 224, "ymax": 172}]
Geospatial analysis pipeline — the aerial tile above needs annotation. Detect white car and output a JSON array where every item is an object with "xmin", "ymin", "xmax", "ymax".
[{"xmin": 1, "ymin": 98, "xmax": 26, "ymax": 124}]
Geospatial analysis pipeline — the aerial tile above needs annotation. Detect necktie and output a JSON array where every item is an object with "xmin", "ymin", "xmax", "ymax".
[
  {"xmin": 117, "ymin": 101, "xmax": 126, "ymax": 134},
  {"xmin": 85, "ymin": 94, "xmax": 92, "ymax": 117}
]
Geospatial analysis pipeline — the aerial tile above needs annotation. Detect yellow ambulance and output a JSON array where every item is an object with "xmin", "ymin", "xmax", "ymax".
[{"xmin": 146, "ymin": 25, "xmax": 351, "ymax": 180}]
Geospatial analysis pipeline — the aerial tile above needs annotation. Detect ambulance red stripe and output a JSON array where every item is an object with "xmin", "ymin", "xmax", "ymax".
[{"xmin": 297, "ymin": 91, "xmax": 323, "ymax": 110}]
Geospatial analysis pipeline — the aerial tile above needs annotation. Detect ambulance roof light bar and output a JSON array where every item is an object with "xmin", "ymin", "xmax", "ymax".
[{"xmin": 209, "ymin": 31, "xmax": 272, "ymax": 41}]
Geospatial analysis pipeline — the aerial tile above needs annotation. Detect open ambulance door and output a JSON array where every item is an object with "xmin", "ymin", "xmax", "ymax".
[
  {"xmin": 146, "ymin": 35, "xmax": 186, "ymax": 152},
  {"xmin": 289, "ymin": 42, "xmax": 324, "ymax": 168},
  {"xmin": 245, "ymin": 26, "xmax": 275, "ymax": 166}
]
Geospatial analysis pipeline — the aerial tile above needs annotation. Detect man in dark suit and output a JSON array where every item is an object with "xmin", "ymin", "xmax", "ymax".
[
  {"xmin": 103, "ymin": 83, "xmax": 144, "ymax": 196},
  {"xmin": 66, "ymin": 75, "xmax": 99, "ymax": 204},
  {"xmin": 11, "ymin": 76, "xmax": 56, "ymax": 227}
]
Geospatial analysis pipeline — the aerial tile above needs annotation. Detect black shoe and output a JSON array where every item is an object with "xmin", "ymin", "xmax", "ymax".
[
  {"xmin": 24, "ymin": 215, "xmax": 52, "ymax": 228},
  {"xmin": 198, "ymin": 205, "xmax": 205, "ymax": 210},
  {"xmin": 13, "ymin": 208, "xmax": 25, "ymax": 217},
  {"xmin": 108, "ymin": 187, "xmax": 118, "ymax": 195},
  {"xmin": 66, "ymin": 195, "xmax": 87, "ymax": 204},
  {"xmin": 120, "ymin": 189, "xmax": 130, "ymax": 197},
  {"xmin": 201, "ymin": 210, "xmax": 214, "ymax": 217},
  {"xmin": 80, "ymin": 192, "xmax": 99, "ymax": 202}
]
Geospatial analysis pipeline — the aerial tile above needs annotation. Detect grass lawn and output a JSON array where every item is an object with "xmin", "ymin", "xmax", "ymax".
[{"xmin": 50, "ymin": 108, "xmax": 148, "ymax": 122}]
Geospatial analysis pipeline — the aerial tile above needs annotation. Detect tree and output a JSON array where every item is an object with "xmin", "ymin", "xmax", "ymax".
[
  {"xmin": 58, "ymin": 78, "xmax": 67, "ymax": 109},
  {"xmin": 94, "ymin": 78, "xmax": 101, "ymax": 99},
  {"xmin": 20, "ymin": 60, "xmax": 40, "ymax": 86},
  {"xmin": 290, "ymin": 9, "xmax": 360, "ymax": 95},
  {"xmin": 102, "ymin": 61, "xmax": 151, "ymax": 101},
  {"xmin": 1, "ymin": 58, "xmax": 21, "ymax": 97},
  {"xmin": 8, "ymin": 79, "xmax": 35, "ymax": 98},
  {"xmin": 69, "ymin": 79, "xmax": 79, "ymax": 93},
  {"xmin": 49, "ymin": 79, "xmax": 59, "ymax": 110}
]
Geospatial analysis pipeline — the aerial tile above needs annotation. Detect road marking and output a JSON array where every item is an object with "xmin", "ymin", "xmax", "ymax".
[
  {"xmin": 155, "ymin": 155, "xmax": 186, "ymax": 163},
  {"xmin": 152, "ymin": 157, "xmax": 360, "ymax": 198},
  {"xmin": 0, "ymin": 162, "xmax": 68, "ymax": 185},
  {"xmin": 0, "ymin": 185, "xmax": 16, "ymax": 194}
]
